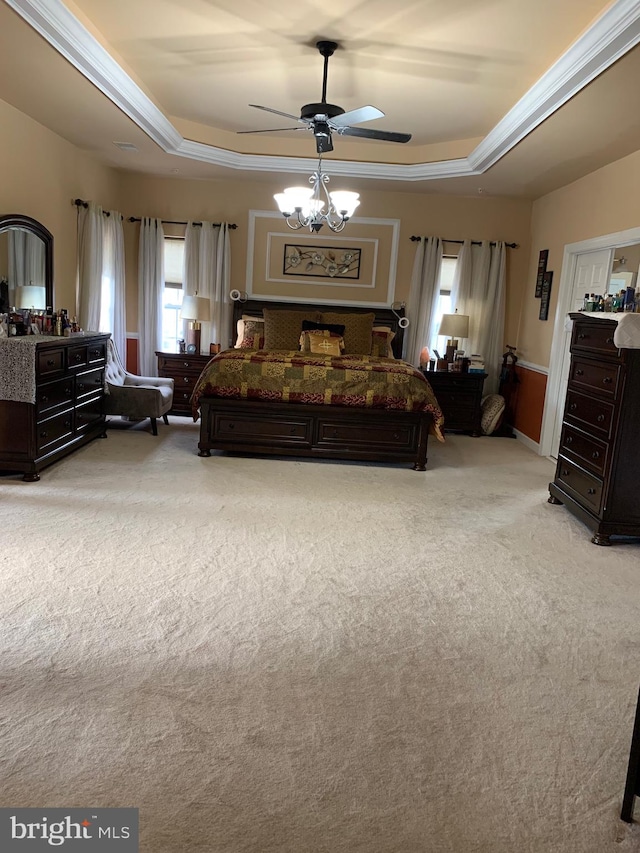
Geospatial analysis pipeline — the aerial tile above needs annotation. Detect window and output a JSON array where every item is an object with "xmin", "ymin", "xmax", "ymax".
[
  {"xmin": 162, "ymin": 237, "xmax": 185, "ymax": 352},
  {"xmin": 429, "ymin": 255, "xmax": 457, "ymax": 357}
]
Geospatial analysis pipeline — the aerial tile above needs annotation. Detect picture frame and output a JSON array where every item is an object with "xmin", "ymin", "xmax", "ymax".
[
  {"xmin": 535, "ymin": 249, "xmax": 548, "ymax": 298},
  {"xmin": 539, "ymin": 270, "xmax": 553, "ymax": 320}
]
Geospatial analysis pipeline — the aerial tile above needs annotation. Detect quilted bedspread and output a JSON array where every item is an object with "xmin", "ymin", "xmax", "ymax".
[{"xmin": 190, "ymin": 349, "xmax": 445, "ymax": 441}]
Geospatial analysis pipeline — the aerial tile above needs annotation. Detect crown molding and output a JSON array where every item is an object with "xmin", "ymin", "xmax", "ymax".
[{"xmin": 5, "ymin": 0, "xmax": 640, "ymax": 183}]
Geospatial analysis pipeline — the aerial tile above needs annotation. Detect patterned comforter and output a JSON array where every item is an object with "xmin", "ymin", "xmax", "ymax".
[{"xmin": 190, "ymin": 349, "xmax": 445, "ymax": 441}]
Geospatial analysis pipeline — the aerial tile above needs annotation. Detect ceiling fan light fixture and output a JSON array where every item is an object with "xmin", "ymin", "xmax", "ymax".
[{"xmin": 274, "ymin": 159, "xmax": 359, "ymax": 233}]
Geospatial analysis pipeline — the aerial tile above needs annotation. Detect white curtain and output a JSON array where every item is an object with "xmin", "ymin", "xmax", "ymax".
[
  {"xmin": 450, "ymin": 240, "xmax": 506, "ymax": 395},
  {"xmin": 183, "ymin": 222, "xmax": 232, "ymax": 352},
  {"xmin": 8, "ymin": 231, "xmax": 46, "ymax": 307},
  {"xmin": 138, "ymin": 217, "xmax": 165, "ymax": 376},
  {"xmin": 403, "ymin": 236, "xmax": 443, "ymax": 365},
  {"xmin": 77, "ymin": 203, "xmax": 104, "ymax": 335},
  {"xmin": 77, "ymin": 204, "xmax": 126, "ymax": 360}
]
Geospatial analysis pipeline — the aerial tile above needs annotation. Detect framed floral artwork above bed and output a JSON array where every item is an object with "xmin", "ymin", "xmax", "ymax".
[
  {"xmin": 283, "ymin": 244, "xmax": 361, "ymax": 279},
  {"xmin": 246, "ymin": 210, "xmax": 400, "ymax": 307}
]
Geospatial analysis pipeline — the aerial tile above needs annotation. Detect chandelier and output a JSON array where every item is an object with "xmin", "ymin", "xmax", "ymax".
[{"xmin": 274, "ymin": 158, "xmax": 360, "ymax": 233}]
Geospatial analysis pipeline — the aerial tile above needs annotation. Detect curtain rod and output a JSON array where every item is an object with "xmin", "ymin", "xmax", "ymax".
[
  {"xmin": 73, "ymin": 199, "xmax": 236, "ymax": 228},
  {"xmin": 410, "ymin": 235, "xmax": 519, "ymax": 248}
]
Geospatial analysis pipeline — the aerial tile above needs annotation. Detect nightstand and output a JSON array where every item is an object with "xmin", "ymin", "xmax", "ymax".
[
  {"xmin": 156, "ymin": 351, "xmax": 212, "ymax": 415},
  {"xmin": 423, "ymin": 370, "xmax": 487, "ymax": 435}
]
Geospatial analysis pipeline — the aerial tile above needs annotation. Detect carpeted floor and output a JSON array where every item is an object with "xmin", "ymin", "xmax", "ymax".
[{"xmin": 1, "ymin": 419, "xmax": 639, "ymax": 852}]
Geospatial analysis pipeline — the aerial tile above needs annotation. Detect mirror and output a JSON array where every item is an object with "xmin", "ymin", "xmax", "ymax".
[{"xmin": 0, "ymin": 214, "xmax": 53, "ymax": 314}]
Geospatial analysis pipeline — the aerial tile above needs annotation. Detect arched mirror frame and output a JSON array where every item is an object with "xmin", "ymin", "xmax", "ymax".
[{"xmin": 0, "ymin": 214, "xmax": 54, "ymax": 310}]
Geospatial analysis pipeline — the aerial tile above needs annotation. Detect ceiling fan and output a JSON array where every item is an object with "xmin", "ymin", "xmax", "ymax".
[{"xmin": 238, "ymin": 40, "xmax": 412, "ymax": 154}]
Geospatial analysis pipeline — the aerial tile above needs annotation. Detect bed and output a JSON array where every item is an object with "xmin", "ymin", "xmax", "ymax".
[{"xmin": 191, "ymin": 299, "xmax": 444, "ymax": 470}]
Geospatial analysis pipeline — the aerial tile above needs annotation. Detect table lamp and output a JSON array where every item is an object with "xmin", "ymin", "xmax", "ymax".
[
  {"xmin": 439, "ymin": 311, "xmax": 470, "ymax": 361},
  {"xmin": 181, "ymin": 294, "xmax": 210, "ymax": 353}
]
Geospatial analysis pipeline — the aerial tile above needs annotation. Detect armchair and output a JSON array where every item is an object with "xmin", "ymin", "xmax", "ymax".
[{"xmin": 104, "ymin": 340, "xmax": 174, "ymax": 435}]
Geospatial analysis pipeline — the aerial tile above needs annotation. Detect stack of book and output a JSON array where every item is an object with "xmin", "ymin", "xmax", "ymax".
[{"xmin": 469, "ymin": 355, "xmax": 485, "ymax": 373}]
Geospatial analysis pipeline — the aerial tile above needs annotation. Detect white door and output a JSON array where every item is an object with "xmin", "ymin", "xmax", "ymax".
[{"xmin": 549, "ymin": 248, "xmax": 612, "ymax": 458}]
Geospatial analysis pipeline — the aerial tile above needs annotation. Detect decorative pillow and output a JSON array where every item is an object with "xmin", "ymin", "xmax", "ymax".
[
  {"xmin": 371, "ymin": 326, "xmax": 396, "ymax": 358},
  {"xmin": 318, "ymin": 312, "xmax": 375, "ymax": 355},
  {"xmin": 301, "ymin": 319, "xmax": 346, "ymax": 336},
  {"xmin": 480, "ymin": 394, "xmax": 505, "ymax": 435},
  {"xmin": 263, "ymin": 308, "xmax": 321, "ymax": 350},
  {"xmin": 239, "ymin": 319, "xmax": 265, "ymax": 350},
  {"xmin": 300, "ymin": 330, "xmax": 345, "ymax": 356},
  {"xmin": 234, "ymin": 315, "xmax": 264, "ymax": 348}
]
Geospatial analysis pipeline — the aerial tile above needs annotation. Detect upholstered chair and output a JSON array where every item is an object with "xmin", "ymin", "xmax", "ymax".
[{"xmin": 103, "ymin": 340, "xmax": 174, "ymax": 435}]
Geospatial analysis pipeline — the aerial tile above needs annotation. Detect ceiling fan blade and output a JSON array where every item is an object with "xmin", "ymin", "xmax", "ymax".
[
  {"xmin": 237, "ymin": 127, "xmax": 307, "ymax": 134},
  {"xmin": 339, "ymin": 126, "xmax": 412, "ymax": 143},
  {"xmin": 249, "ymin": 104, "xmax": 304, "ymax": 122},
  {"xmin": 331, "ymin": 106, "xmax": 384, "ymax": 127}
]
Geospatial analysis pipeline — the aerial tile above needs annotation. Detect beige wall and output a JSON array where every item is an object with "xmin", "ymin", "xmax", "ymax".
[
  {"xmin": 118, "ymin": 174, "xmax": 533, "ymax": 341},
  {"xmin": 518, "ymin": 148, "xmax": 640, "ymax": 366},
  {"xmin": 0, "ymin": 97, "xmax": 119, "ymax": 313},
  {"xmin": 0, "ymin": 93, "xmax": 533, "ymax": 361}
]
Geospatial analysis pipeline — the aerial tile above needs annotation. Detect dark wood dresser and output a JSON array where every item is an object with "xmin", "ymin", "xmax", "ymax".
[
  {"xmin": 156, "ymin": 351, "xmax": 211, "ymax": 414},
  {"xmin": 548, "ymin": 313, "xmax": 640, "ymax": 545},
  {"xmin": 0, "ymin": 334, "xmax": 110, "ymax": 481},
  {"xmin": 423, "ymin": 370, "xmax": 487, "ymax": 435}
]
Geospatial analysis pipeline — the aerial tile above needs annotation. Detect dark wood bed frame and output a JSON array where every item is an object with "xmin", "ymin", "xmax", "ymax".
[{"xmin": 196, "ymin": 299, "xmax": 432, "ymax": 470}]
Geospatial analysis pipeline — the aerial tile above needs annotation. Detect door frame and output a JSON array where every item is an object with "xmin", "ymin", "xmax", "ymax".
[{"xmin": 539, "ymin": 224, "xmax": 640, "ymax": 458}]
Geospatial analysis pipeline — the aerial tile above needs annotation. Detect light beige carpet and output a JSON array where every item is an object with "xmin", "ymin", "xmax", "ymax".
[{"xmin": 1, "ymin": 420, "xmax": 639, "ymax": 853}]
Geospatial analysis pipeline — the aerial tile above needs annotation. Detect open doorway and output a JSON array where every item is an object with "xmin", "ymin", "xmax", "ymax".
[{"xmin": 539, "ymin": 226, "xmax": 640, "ymax": 459}]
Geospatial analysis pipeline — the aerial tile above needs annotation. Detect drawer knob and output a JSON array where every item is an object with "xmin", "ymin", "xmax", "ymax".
[
  {"xmin": 77, "ymin": 383, "xmax": 85, "ymax": 392},
  {"xmin": 562, "ymin": 469, "xmax": 569, "ymax": 476},
  {"xmin": 569, "ymin": 403, "xmax": 577, "ymax": 411},
  {"xmin": 74, "ymin": 354, "xmax": 82, "ymax": 362},
  {"xmin": 575, "ymin": 369, "xmax": 584, "ymax": 376},
  {"xmin": 603, "ymin": 376, "xmax": 612, "ymax": 384},
  {"xmin": 587, "ymin": 488, "xmax": 596, "ymax": 495},
  {"xmin": 40, "ymin": 430, "xmax": 48, "ymax": 439},
  {"xmin": 290, "ymin": 427, "xmax": 298, "ymax": 435},
  {"xmin": 393, "ymin": 432, "xmax": 400, "ymax": 440},
  {"xmin": 46, "ymin": 359, "xmax": 55, "ymax": 367},
  {"xmin": 228, "ymin": 423, "xmax": 235, "ymax": 429},
  {"xmin": 592, "ymin": 451, "xmax": 600, "ymax": 459},
  {"xmin": 41, "ymin": 395, "xmax": 49, "ymax": 403},
  {"xmin": 183, "ymin": 377, "xmax": 191, "ymax": 383},
  {"xmin": 182, "ymin": 393, "xmax": 189, "ymax": 399},
  {"xmin": 565, "ymin": 436, "xmax": 573, "ymax": 444},
  {"xmin": 597, "ymin": 414, "xmax": 605, "ymax": 422},
  {"xmin": 64, "ymin": 419, "xmax": 71, "ymax": 428},
  {"xmin": 578, "ymin": 333, "xmax": 589, "ymax": 340},
  {"xmin": 183, "ymin": 361, "xmax": 190, "ymax": 367},
  {"xmin": 606, "ymin": 337, "xmax": 614, "ymax": 344}
]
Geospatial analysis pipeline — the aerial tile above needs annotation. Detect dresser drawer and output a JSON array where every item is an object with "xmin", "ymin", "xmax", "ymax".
[
  {"xmin": 37, "ymin": 347, "xmax": 65, "ymax": 378},
  {"xmin": 559, "ymin": 424, "xmax": 608, "ymax": 477},
  {"xmin": 87, "ymin": 340, "xmax": 106, "ymax": 364},
  {"xmin": 68, "ymin": 344, "xmax": 90, "ymax": 370},
  {"xmin": 556, "ymin": 456, "xmax": 604, "ymax": 515},
  {"xmin": 158, "ymin": 355, "xmax": 208, "ymax": 376},
  {"xmin": 75, "ymin": 396, "xmax": 103, "ymax": 432},
  {"xmin": 317, "ymin": 417, "xmax": 415, "ymax": 450},
  {"xmin": 36, "ymin": 409, "xmax": 74, "ymax": 453},
  {"xmin": 569, "ymin": 357, "xmax": 621, "ymax": 399},
  {"xmin": 75, "ymin": 367, "xmax": 104, "ymax": 400},
  {"xmin": 571, "ymin": 319, "xmax": 621, "ymax": 359},
  {"xmin": 37, "ymin": 376, "xmax": 74, "ymax": 416},
  {"xmin": 214, "ymin": 413, "xmax": 312, "ymax": 445},
  {"xmin": 564, "ymin": 389, "xmax": 615, "ymax": 439}
]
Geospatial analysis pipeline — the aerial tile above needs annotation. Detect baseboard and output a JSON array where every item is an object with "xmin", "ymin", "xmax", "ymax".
[{"xmin": 513, "ymin": 428, "xmax": 540, "ymax": 454}]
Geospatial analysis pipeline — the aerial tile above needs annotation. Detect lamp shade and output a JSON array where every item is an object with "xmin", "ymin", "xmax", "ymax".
[
  {"xmin": 439, "ymin": 312, "xmax": 470, "ymax": 339},
  {"xmin": 15, "ymin": 285, "xmax": 46, "ymax": 310},
  {"xmin": 181, "ymin": 295, "xmax": 210, "ymax": 321}
]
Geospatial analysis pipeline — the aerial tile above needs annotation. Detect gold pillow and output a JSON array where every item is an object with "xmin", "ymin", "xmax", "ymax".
[
  {"xmin": 301, "ymin": 330, "xmax": 344, "ymax": 356},
  {"xmin": 319, "ymin": 311, "xmax": 375, "ymax": 355},
  {"xmin": 263, "ymin": 308, "xmax": 321, "ymax": 350}
]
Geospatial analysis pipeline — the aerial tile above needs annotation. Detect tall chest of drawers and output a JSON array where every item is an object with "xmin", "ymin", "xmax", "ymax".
[
  {"xmin": 0, "ymin": 334, "xmax": 109, "ymax": 481},
  {"xmin": 548, "ymin": 313, "xmax": 640, "ymax": 545}
]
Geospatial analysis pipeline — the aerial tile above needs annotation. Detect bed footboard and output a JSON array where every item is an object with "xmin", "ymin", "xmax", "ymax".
[{"xmin": 197, "ymin": 397, "xmax": 431, "ymax": 470}]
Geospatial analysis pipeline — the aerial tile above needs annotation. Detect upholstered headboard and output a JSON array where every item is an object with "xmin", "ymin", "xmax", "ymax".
[{"xmin": 231, "ymin": 299, "xmax": 406, "ymax": 358}]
